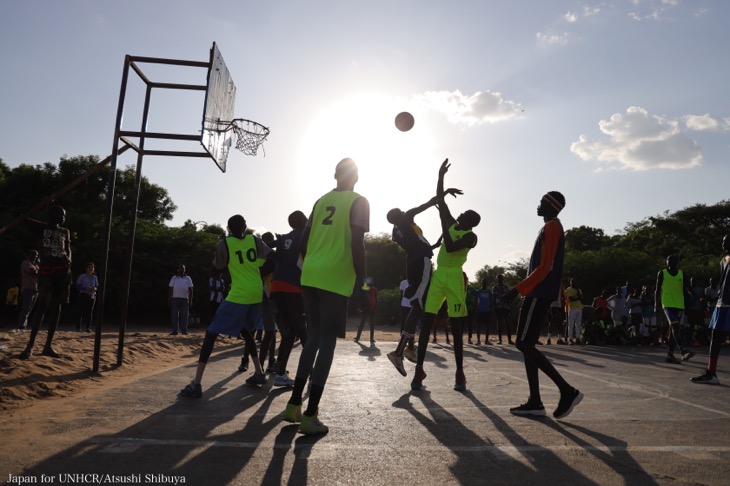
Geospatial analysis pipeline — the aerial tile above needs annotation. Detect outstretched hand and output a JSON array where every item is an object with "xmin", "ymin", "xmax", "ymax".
[
  {"xmin": 444, "ymin": 187, "xmax": 462, "ymax": 198},
  {"xmin": 438, "ymin": 158, "xmax": 450, "ymax": 177}
]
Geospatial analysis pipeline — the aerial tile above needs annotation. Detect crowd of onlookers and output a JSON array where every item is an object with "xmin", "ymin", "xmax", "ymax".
[{"xmin": 453, "ymin": 276, "xmax": 722, "ymax": 348}]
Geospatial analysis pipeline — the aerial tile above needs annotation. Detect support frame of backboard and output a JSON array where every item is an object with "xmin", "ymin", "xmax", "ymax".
[{"xmin": 93, "ymin": 43, "xmax": 236, "ymax": 371}]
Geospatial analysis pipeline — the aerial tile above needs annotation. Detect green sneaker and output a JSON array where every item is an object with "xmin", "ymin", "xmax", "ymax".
[
  {"xmin": 282, "ymin": 403, "xmax": 302, "ymax": 423},
  {"xmin": 298, "ymin": 413, "xmax": 329, "ymax": 435}
]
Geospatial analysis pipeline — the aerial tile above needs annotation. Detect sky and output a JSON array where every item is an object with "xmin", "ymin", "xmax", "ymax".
[{"xmin": 1, "ymin": 0, "xmax": 729, "ymax": 282}]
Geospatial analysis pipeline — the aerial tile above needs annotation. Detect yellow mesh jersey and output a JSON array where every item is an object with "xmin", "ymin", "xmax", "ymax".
[
  {"xmin": 436, "ymin": 223, "xmax": 473, "ymax": 269},
  {"xmin": 226, "ymin": 235, "xmax": 265, "ymax": 304},
  {"xmin": 301, "ymin": 190, "xmax": 362, "ymax": 297}
]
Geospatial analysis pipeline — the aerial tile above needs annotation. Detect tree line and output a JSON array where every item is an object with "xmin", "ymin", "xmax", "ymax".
[{"xmin": 2, "ymin": 155, "xmax": 728, "ymax": 325}]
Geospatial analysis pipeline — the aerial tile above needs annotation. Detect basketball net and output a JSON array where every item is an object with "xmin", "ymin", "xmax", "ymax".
[{"xmin": 229, "ymin": 118, "xmax": 270, "ymax": 156}]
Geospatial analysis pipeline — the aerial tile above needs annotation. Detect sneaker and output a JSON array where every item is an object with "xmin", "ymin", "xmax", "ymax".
[
  {"xmin": 546, "ymin": 338, "xmax": 551, "ymax": 345},
  {"xmin": 403, "ymin": 347, "xmax": 417, "ymax": 364},
  {"xmin": 238, "ymin": 360, "xmax": 249, "ymax": 373},
  {"xmin": 387, "ymin": 351, "xmax": 407, "ymax": 377},
  {"xmin": 274, "ymin": 374, "xmax": 296, "ymax": 387},
  {"xmin": 665, "ymin": 354, "xmax": 681, "ymax": 364},
  {"xmin": 245, "ymin": 373, "xmax": 267, "ymax": 386},
  {"xmin": 691, "ymin": 371, "xmax": 719, "ymax": 385},
  {"xmin": 508, "ymin": 340, "xmax": 514, "ymax": 345},
  {"xmin": 298, "ymin": 413, "xmax": 329, "ymax": 435},
  {"xmin": 410, "ymin": 365, "xmax": 427, "ymax": 390},
  {"xmin": 41, "ymin": 347, "xmax": 62, "ymax": 358},
  {"xmin": 454, "ymin": 370, "xmax": 466, "ymax": 392},
  {"xmin": 282, "ymin": 403, "xmax": 302, "ymax": 423},
  {"xmin": 510, "ymin": 399, "xmax": 546, "ymax": 417},
  {"xmin": 681, "ymin": 351, "xmax": 695, "ymax": 362},
  {"xmin": 180, "ymin": 381, "xmax": 202, "ymax": 398},
  {"xmin": 19, "ymin": 349, "xmax": 32, "ymax": 360},
  {"xmin": 476, "ymin": 340, "xmax": 481, "ymax": 346},
  {"xmin": 553, "ymin": 388, "xmax": 584, "ymax": 419}
]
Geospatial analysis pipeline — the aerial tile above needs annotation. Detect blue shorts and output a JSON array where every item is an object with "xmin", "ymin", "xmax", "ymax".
[
  {"xmin": 709, "ymin": 307, "xmax": 730, "ymax": 333},
  {"xmin": 207, "ymin": 300, "xmax": 261, "ymax": 337},
  {"xmin": 663, "ymin": 307, "xmax": 683, "ymax": 324}
]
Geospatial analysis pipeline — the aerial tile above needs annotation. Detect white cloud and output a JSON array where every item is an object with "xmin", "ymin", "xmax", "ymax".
[
  {"xmin": 415, "ymin": 90, "xmax": 523, "ymax": 126},
  {"xmin": 564, "ymin": 11, "xmax": 578, "ymax": 23},
  {"xmin": 536, "ymin": 31, "xmax": 570, "ymax": 47},
  {"xmin": 570, "ymin": 106, "xmax": 703, "ymax": 171},
  {"xmin": 628, "ymin": 0, "xmax": 681, "ymax": 21},
  {"xmin": 684, "ymin": 114, "xmax": 730, "ymax": 133}
]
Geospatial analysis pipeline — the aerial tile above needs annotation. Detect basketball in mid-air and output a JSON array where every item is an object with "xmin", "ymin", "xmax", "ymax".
[{"xmin": 394, "ymin": 111, "xmax": 415, "ymax": 132}]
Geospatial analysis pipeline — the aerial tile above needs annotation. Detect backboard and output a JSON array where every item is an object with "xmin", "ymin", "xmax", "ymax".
[{"xmin": 201, "ymin": 42, "xmax": 236, "ymax": 172}]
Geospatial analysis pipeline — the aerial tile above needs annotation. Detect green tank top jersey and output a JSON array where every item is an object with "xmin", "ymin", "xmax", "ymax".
[
  {"xmin": 225, "ymin": 234, "xmax": 265, "ymax": 305},
  {"xmin": 661, "ymin": 269, "xmax": 684, "ymax": 309},
  {"xmin": 436, "ymin": 223, "xmax": 473, "ymax": 268},
  {"xmin": 301, "ymin": 190, "xmax": 362, "ymax": 297}
]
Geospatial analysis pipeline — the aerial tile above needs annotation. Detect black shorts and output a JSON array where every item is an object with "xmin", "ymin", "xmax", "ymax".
[{"xmin": 38, "ymin": 268, "xmax": 71, "ymax": 304}]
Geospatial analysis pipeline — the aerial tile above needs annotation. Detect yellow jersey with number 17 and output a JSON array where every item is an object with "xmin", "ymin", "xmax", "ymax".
[{"xmin": 301, "ymin": 190, "xmax": 363, "ymax": 297}]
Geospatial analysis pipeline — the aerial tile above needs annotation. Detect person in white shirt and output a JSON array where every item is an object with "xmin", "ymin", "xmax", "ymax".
[{"xmin": 168, "ymin": 264, "xmax": 193, "ymax": 335}]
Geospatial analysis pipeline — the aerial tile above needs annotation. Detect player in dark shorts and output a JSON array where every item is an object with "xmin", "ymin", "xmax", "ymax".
[
  {"xmin": 269, "ymin": 210, "xmax": 309, "ymax": 387},
  {"xmin": 20, "ymin": 206, "xmax": 72, "ymax": 359},
  {"xmin": 412, "ymin": 159, "xmax": 480, "ymax": 392},
  {"xmin": 504, "ymin": 191, "xmax": 583, "ymax": 419},
  {"xmin": 692, "ymin": 235, "xmax": 730, "ymax": 385},
  {"xmin": 385, "ymin": 185, "xmax": 461, "ymax": 376},
  {"xmin": 281, "ymin": 158, "xmax": 369, "ymax": 435}
]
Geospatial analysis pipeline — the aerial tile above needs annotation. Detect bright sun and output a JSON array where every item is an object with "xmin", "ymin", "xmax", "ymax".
[{"xmin": 295, "ymin": 92, "xmax": 445, "ymax": 234}]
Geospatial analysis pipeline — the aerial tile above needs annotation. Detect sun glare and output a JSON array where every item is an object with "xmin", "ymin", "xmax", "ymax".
[{"xmin": 295, "ymin": 93, "xmax": 445, "ymax": 233}]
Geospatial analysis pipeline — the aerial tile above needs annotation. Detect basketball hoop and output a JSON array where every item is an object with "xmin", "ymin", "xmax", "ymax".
[{"xmin": 229, "ymin": 118, "xmax": 270, "ymax": 156}]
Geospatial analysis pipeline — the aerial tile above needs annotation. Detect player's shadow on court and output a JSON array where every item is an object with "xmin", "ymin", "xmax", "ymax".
[
  {"xmin": 355, "ymin": 341, "xmax": 382, "ymax": 360},
  {"xmin": 463, "ymin": 391, "xmax": 658, "ymax": 485},
  {"xmin": 19, "ymin": 351, "xmax": 291, "ymax": 485},
  {"xmin": 392, "ymin": 390, "xmax": 595, "ymax": 484}
]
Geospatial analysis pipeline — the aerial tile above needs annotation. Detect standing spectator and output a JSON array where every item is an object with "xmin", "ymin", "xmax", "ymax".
[
  {"xmin": 564, "ymin": 278, "xmax": 584, "ymax": 344},
  {"xmin": 20, "ymin": 206, "xmax": 72, "ymax": 359},
  {"xmin": 4, "ymin": 281, "xmax": 20, "ymax": 326},
  {"xmin": 281, "ymin": 157, "xmax": 369, "ymax": 435},
  {"xmin": 606, "ymin": 287, "xmax": 629, "ymax": 328},
  {"xmin": 548, "ymin": 285, "xmax": 566, "ymax": 345},
  {"xmin": 168, "ymin": 264, "xmax": 193, "ymax": 335},
  {"xmin": 592, "ymin": 290, "xmax": 610, "ymax": 328},
  {"xmin": 475, "ymin": 278, "xmax": 493, "ymax": 345},
  {"xmin": 17, "ymin": 250, "xmax": 40, "ymax": 330},
  {"xmin": 627, "ymin": 288, "xmax": 643, "ymax": 342},
  {"xmin": 208, "ymin": 272, "xmax": 226, "ymax": 326},
  {"xmin": 504, "ymin": 191, "xmax": 583, "ymax": 419},
  {"xmin": 354, "ymin": 278, "xmax": 378, "ymax": 344},
  {"xmin": 685, "ymin": 277, "xmax": 706, "ymax": 345},
  {"xmin": 492, "ymin": 274, "xmax": 514, "ymax": 345},
  {"xmin": 655, "ymin": 255, "xmax": 694, "ymax": 364},
  {"xmin": 75, "ymin": 262, "xmax": 98, "ymax": 332},
  {"xmin": 465, "ymin": 281, "xmax": 478, "ymax": 344},
  {"xmin": 640, "ymin": 285, "xmax": 658, "ymax": 344},
  {"xmin": 705, "ymin": 277, "xmax": 720, "ymax": 311},
  {"xmin": 692, "ymin": 235, "xmax": 730, "ymax": 384}
]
